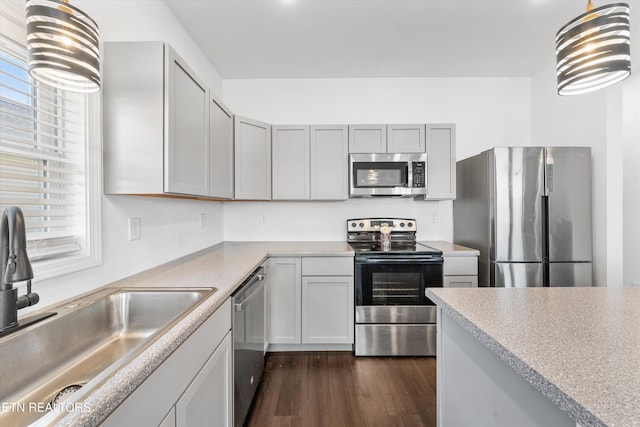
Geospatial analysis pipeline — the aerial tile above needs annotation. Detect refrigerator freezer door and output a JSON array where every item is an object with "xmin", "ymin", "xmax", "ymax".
[
  {"xmin": 548, "ymin": 262, "xmax": 593, "ymax": 287},
  {"xmin": 493, "ymin": 262, "xmax": 544, "ymax": 287},
  {"xmin": 545, "ymin": 147, "xmax": 592, "ymax": 262},
  {"xmin": 492, "ymin": 147, "xmax": 545, "ymax": 262}
]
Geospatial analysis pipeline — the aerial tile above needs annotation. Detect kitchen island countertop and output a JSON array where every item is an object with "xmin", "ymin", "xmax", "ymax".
[{"xmin": 425, "ymin": 286, "xmax": 640, "ymax": 427}]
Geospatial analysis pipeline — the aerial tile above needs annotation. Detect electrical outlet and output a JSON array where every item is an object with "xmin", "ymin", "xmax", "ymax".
[
  {"xmin": 128, "ymin": 217, "xmax": 141, "ymax": 241},
  {"xmin": 199, "ymin": 213, "xmax": 206, "ymax": 229},
  {"xmin": 258, "ymin": 212, "xmax": 266, "ymax": 224}
]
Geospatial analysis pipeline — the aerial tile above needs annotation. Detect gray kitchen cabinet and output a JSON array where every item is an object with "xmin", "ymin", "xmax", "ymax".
[
  {"xmin": 175, "ymin": 333, "xmax": 232, "ymax": 427},
  {"xmin": 387, "ymin": 124, "xmax": 426, "ymax": 153},
  {"xmin": 268, "ymin": 256, "xmax": 354, "ymax": 349},
  {"xmin": 102, "ymin": 300, "xmax": 232, "ymax": 427},
  {"xmin": 348, "ymin": 125, "xmax": 387, "ymax": 153},
  {"xmin": 272, "ymin": 126, "xmax": 310, "ymax": 200},
  {"xmin": 159, "ymin": 408, "xmax": 176, "ymax": 427},
  {"xmin": 424, "ymin": 123, "xmax": 456, "ymax": 200},
  {"xmin": 234, "ymin": 116, "xmax": 272, "ymax": 200},
  {"xmin": 268, "ymin": 258, "xmax": 302, "ymax": 344},
  {"xmin": 443, "ymin": 256, "xmax": 478, "ymax": 288},
  {"xmin": 348, "ymin": 124, "xmax": 426, "ymax": 154},
  {"xmin": 210, "ymin": 94, "xmax": 234, "ymax": 199},
  {"xmin": 310, "ymin": 125, "xmax": 349, "ymax": 200},
  {"xmin": 301, "ymin": 257, "xmax": 354, "ymax": 345},
  {"xmin": 103, "ymin": 41, "xmax": 210, "ymax": 197},
  {"xmin": 271, "ymin": 125, "xmax": 348, "ymax": 200}
]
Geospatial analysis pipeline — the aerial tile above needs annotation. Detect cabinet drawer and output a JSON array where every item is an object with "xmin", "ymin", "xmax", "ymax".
[
  {"xmin": 443, "ymin": 256, "xmax": 478, "ymax": 275},
  {"xmin": 302, "ymin": 257, "xmax": 353, "ymax": 276},
  {"xmin": 444, "ymin": 275, "xmax": 478, "ymax": 288}
]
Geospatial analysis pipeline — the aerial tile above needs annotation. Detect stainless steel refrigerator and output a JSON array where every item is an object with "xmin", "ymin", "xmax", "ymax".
[{"xmin": 453, "ymin": 147, "xmax": 593, "ymax": 287}]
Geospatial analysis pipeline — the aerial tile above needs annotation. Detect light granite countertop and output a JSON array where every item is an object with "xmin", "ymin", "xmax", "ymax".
[
  {"xmin": 419, "ymin": 240, "xmax": 480, "ymax": 257},
  {"xmin": 425, "ymin": 286, "xmax": 640, "ymax": 427},
  {"xmin": 44, "ymin": 241, "xmax": 353, "ymax": 426}
]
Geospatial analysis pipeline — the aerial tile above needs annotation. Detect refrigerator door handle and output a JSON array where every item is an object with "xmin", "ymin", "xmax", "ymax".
[{"xmin": 546, "ymin": 163, "xmax": 554, "ymax": 193}]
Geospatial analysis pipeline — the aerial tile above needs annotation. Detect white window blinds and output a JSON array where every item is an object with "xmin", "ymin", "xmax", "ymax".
[{"xmin": 1, "ymin": 0, "xmax": 99, "ymax": 272}]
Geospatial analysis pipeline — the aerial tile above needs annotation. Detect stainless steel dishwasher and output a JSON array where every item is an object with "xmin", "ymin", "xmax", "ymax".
[{"xmin": 232, "ymin": 266, "xmax": 266, "ymax": 427}]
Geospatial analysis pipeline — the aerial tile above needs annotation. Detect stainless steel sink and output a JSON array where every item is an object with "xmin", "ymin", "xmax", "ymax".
[{"xmin": 0, "ymin": 287, "xmax": 216, "ymax": 426}]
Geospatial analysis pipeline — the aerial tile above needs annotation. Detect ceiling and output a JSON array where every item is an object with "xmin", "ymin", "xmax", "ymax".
[{"xmin": 165, "ymin": 0, "xmax": 635, "ymax": 79}]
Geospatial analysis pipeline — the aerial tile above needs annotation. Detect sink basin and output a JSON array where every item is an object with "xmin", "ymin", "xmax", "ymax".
[{"xmin": 0, "ymin": 287, "xmax": 216, "ymax": 426}]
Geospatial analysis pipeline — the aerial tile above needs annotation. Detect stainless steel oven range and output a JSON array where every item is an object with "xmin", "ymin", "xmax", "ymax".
[{"xmin": 348, "ymin": 218, "xmax": 443, "ymax": 356}]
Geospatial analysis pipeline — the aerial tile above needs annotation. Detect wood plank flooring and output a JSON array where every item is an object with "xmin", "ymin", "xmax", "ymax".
[{"xmin": 245, "ymin": 352, "xmax": 437, "ymax": 427}]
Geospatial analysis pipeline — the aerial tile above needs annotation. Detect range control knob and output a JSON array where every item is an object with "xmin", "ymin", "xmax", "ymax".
[
  {"xmin": 407, "ymin": 222, "xmax": 413, "ymax": 228},
  {"xmin": 399, "ymin": 222, "xmax": 405, "ymax": 228},
  {"xmin": 359, "ymin": 222, "xmax": 365, "ymax": 228},
  {"xmin": 351, "ymin": 222, "xmax": 357, "ymax": 228}
]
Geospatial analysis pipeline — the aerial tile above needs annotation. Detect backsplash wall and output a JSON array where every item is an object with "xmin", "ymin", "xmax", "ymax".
[{"xmin": 224, "ymin": 199, "xmax": 450, "ymax": 242}]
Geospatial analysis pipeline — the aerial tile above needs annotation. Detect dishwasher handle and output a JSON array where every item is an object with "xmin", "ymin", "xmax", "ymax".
[{"xmin": 234, "ymin": 272, "xmax": 266, "ymax": 312}]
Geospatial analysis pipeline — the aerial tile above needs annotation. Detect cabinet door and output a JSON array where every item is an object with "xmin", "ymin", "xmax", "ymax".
[
  {"xmin": 234, "ymin": 116, "xmax": 272, "ymax": 200},
  {"xmin": 165, "ymin": 46, "xmax": 209, "ymax": 196},
  {"xmin": 272, "ymin": 125, "xmax": 310, "ymax": 200},
  {"xmin": 159, "ymin": 407, "xmax": 176, "ymax": 427},
  {"xmin": 268, "ymin": 258, "xmax": 301, "ymax": 344},
  {"xmin": 301, "ymin": 276, "xmax": 354, "ymax": 344},
  {"xmin": 425, "ymin": 124, "xmax": 456, "ymax": 200},
  {"xmin": 348, "ymin": 125, "xmax": 387, "ymax": 153},
  {"xmin": 176, "ymin": 332, "xmax": 232, "ymax": 427},
  {"xmin": 210, "ymin": 94, "xmax": 234, "ymax": 199},
  {"xmin": 310, "ymin": 125, "xmax": 349, "ymax": 200},
  {"xmin": 387, "ymin": 124, "xmax": 426, "ymax": 153}
]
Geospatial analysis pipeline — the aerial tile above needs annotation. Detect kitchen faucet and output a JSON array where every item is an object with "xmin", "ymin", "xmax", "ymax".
[{"xmin": 0, "ymin": 206, "xmax": 40, "ymax": 333}]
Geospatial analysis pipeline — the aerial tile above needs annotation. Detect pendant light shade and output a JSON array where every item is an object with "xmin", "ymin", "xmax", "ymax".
[
  {"xmin": 25, "ymin": 0, "xmax": 100, "ymax": 93},
  {"xmin": 555, "ymin": 2, "xmax": 631, "ymax": 96}
]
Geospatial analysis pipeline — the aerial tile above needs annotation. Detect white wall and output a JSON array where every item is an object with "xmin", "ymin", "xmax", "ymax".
[
  {"xmin": 223, "ymin": 77, "xmax": 531, "ymax": 241},
  {"xmin": 25, "ymin": 1, "xmax": 226, "ymax": 311},
  {"xmin": 530, "ymin": 64, "xmax": 609, "ymax": 287},
  {"xmin": 622, "ymin": 73, "xmax": 640, "ymax": 287},
  {"xmin": 530, "ymin": 4, "xmax": 640, "ymax": 287}
]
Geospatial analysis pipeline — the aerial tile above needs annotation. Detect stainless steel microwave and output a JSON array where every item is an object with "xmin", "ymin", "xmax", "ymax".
[{"xmin": 349, "ymin": 153, "xmax": 427, "ymax": 197}]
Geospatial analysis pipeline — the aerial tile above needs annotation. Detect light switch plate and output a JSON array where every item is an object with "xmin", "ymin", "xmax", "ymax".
[{"xmin": 128, "ymin": 217, "xmax": 141, "ymax": 241}]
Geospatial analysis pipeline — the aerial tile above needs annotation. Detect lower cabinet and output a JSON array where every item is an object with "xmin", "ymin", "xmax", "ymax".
[
  {"xmin": 175, "ymin": 333, "xmax": 232, "ymax": 426},
  {"xmin": 268, "ymin": 256, "xmax": 354, "ymax": 348},
  {"xmin": 443, "ymin": 256, "xmax": 478, "ymax": 288},
  {"xmin": 102, "ymin": 300, "xmax": 232, "ymax": 427},
  {"xmin": 301, "ymin": 276, "xmax": 354, "ymax": 344}
]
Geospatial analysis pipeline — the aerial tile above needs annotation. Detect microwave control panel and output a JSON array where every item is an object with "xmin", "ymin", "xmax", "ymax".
[{"xmin": 412, "ymin": 162, "xmax": 426, "ymax": 187}]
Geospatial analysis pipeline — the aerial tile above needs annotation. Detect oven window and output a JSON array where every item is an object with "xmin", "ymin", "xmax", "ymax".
[
  {"xmin": 353, "ymin": 162, "xmax": 408, "ymax": 188},
  {"xmin": 356, "ymin": 262, "xmax": 442, "ymax": 306}
]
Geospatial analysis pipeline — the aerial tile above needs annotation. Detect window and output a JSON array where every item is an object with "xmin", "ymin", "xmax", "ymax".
[{"xmin": 0, "ymin": 0, "xmax": 101, "ymax": 280}]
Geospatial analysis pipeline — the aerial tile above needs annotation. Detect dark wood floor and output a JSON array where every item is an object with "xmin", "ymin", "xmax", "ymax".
[{"xmin": 245, "ymin": 352, "xmax": 437, "ymax": 427}]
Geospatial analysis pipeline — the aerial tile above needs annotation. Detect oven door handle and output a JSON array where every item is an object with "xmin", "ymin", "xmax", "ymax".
[{"xmin": 356, "ymin": 256, "xmax": 443, "ymax": 264}]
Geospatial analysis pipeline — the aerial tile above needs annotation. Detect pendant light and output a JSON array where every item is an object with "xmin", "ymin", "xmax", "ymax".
[
  {"xmin": 555, "ymin": 1, "xmax": 631, "ymax": 96},
  {"xmin": 25, "ymin": 0, "xmax": 100, "ymax": 93}
]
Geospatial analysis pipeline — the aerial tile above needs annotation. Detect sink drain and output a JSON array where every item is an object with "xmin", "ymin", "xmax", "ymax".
[{"xmin": 51, "ymin": 384, "xmax": 83, "ymax": 405}]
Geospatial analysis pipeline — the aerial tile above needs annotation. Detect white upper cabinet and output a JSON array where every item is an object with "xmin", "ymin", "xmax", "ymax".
[
  {"xmin": 271, "ymin": 125, "xmax": 349, "ymax": 201},
  {"xmin": 348, "ymin": 124, "xmax": 426, "ymax": 153},
  {"xmin": 234, "ymin": 116, "xmax": 272, "ymax": 200},
  {"xmin": 103, "ymin": 41, "xmax": 210, "ymax": 197},
  {"xmin": 272, "ymin": 126, "xmax": 310, "ymax": 200},
  {"xmin": 209, "ymin": 95, "xmax": 234, "ymax": 199},
  {"xmin": 387, "ymin": 124, "xmax": 426, "ymax": 153},
  {"xmin": 310, "ymin": 125, "xmax": 349, "ymax": 200},
  {"xmin": 348, "ymin": 125, "xmax": 387, "ymax": 153},
  {"xmin": 424, "ymin": 123, "xmax": 456, "ymax": 200},
  {"xmin": 165, "ymin": 48, "xmax": 209, "ymax": 196}
]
